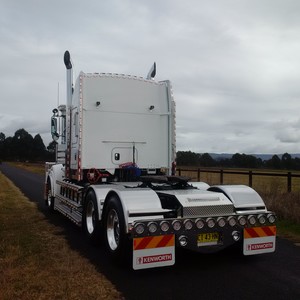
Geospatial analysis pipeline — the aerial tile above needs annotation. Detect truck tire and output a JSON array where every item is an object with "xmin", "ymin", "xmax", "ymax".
[
  {"xmin": 82, "ymin": 190, "xmax": 102, "ymax": 245},
  {"xmin": 103, "ymin": 195, "xmax": 130, "ymax": 262},
  {"xmin": 45, "ymin": 179, "xmax": 55, "ymax": 211}
]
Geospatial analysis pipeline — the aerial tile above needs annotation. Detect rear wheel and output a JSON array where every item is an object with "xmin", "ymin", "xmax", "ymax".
[
  {"xmin": 82, "ymin": 190, "xmax": 102, "ymax": 244},
  {"xmin": 106, "ymin": 207, "xmax": 121, "ymax": 251},
  {"xmin": 103, "ymin": 195, "xmax": 130, "ymax": 262}
]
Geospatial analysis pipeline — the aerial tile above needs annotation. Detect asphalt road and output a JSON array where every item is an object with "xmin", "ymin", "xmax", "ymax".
[{"xmin": 1, "ymin": 162, "xmax": 300, "ymax": 300}]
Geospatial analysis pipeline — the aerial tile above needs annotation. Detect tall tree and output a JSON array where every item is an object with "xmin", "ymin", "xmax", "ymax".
[
  {"xmin": 281, "ymin": 152, "xmax": 292, "ymax": 169},
  {"xmin": 46, "ymin": 141, "xmax": 57, "ymax": 161},
  {"xmin": 177, "ymin": 151, "xmax": 200, "ymax": 166},
  {"xmin": 0, "ymin": 132, "xmax": 5, "ymax": 160},
  {"xmin": 268, "ymin": 155, "xmax": 281, "ymax": 169},
  {"xmin": 12, "ymin": 129, "xmax": 34, "ymax": 161},
  {"xmin": 200, "ymin": 153, "xmax": 215, "ymax": 167},
  {"xmin": 3, "ymin": 137, "xmax": 12, "ymax": 160},
  {"xmin": 0, "ymin": 132, "xmax": 5, "ymax": 142},
  {"xmin": 32, "ymin": 134, "xmax": 46, "ymax": 160}
]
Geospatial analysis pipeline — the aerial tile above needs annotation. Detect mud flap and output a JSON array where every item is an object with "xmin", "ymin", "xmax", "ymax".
[
  {"xmin": 243, "ymin": 226, "xmax": 276, "ymax": 255},
  {"xmin": 133, "ymin": 234, "xmax": 175, "ymax": 270}
]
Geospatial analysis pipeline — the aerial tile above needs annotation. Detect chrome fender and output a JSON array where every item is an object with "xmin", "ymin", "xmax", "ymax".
[
  {"xmin": 91, "ymin": 185, "xmax": 164, "ymax": 232},
  {"xmin": 208, "ymin": 185, "xmax": 266, "ymax": 211},
  {"xmin": 47, "ymin": 164, "xmax": 65, "ymax": 200},
  {"xmin": 190, "ymin": 181, "xmax": 210, "ymax": 190}
]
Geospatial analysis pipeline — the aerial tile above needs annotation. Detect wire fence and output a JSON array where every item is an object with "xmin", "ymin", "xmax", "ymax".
[{"xmin": 177, "ymin": 168, "xmax": 300, "ymax": 193}]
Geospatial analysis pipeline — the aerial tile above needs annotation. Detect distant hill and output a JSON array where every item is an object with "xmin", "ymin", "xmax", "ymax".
[{"xmin": 208, "ymin": 153, "xmax": 300, "ymax": 161}]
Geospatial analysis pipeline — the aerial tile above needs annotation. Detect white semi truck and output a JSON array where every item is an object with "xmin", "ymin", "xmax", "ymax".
[{"xmin": 45, "ymin": 51, "xmax": 276, "ymax": 270}]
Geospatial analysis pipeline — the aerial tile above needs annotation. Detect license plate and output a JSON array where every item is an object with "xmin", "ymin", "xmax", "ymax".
[{"xmin": 197, "ymin": 232, "xmax": 219, "ymax": 246}]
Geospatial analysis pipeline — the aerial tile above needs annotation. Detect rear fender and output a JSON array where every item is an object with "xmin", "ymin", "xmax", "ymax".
[
  {"xmin": 190, "ymin": 181, "xmax": 210, "ymax": 190},
  {"xmin": 90, "ymin": 185, "xmax": 164, "ymax": 232},
  {"xmin": 208, "ymin": 185, "xmax": 267, "ymax": 211},
  {"xmin": 46, "ymin": 164, "xmax": 65, "ymax": 200}
]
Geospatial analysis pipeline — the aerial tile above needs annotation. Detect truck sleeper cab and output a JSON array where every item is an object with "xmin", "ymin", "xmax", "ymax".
[{"xmin": 45, "ymin": 51, "xmax": 276, "ymax": 270}]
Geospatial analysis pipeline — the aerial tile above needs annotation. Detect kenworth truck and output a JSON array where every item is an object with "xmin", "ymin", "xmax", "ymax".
[{"xmin": 45, "ymin": 51, "xmax": 276, "ymax": 270}]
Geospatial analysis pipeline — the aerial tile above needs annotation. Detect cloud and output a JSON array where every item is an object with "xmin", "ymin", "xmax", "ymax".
[
  {"xmin": 274, "ymin": 118, "xmax": 300, "ymax": 144},
  {"xmin": 1, "ymin": 0, "xmax": 300, "ymax": 153}
]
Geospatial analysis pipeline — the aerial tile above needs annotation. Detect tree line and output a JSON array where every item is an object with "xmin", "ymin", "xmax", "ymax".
[
  {"xmin": 0, "ymin": 129, "xmax": 55, "ymax": 162},
  {"xmin": 1, "ymin": 129, "xmax": 299, "ymax": 170},
  {"xmin": 176, "ymin": 151, "xmax": 300, "ymax": 170}
]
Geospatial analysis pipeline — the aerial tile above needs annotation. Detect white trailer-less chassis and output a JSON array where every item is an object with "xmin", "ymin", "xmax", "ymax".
[{"xmin": 45, "ymin": 51, "xmax": 276, "ymax": 270}]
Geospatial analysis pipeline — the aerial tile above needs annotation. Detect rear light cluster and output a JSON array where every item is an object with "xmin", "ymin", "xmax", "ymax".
[{"xmin": 132, "ymin": 213, "xmax": 276, "ymax": 236}]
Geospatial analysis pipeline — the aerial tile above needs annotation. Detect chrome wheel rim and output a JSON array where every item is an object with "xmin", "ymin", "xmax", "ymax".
[
  {"xmin": 107, "ymin": 209, "xmax": 120, "ymax": 251},
  {"xmin": 86, "ymin": 201, "xmax": 96, "ymax": 234},
  {"xmin": 47, "ymin": 187, "xmax": 52, "ymax": 207}
]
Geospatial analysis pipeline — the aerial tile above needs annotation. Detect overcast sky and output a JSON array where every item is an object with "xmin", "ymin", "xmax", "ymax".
[{"xmin": 1, "ymin": 0, "xmax": 300, "ymax": 154}]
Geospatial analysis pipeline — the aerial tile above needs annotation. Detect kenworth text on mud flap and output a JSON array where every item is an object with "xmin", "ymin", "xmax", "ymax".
[{"xmin": 44, "ymin": 51, "xmax": 276, "ymax": 270}]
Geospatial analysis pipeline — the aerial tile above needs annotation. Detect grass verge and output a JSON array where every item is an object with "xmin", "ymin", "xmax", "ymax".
[
  {"xmin": 276, "ymin": 220, "xmax": 300, "ymax": 243},
  {"xmin": 261, "ymin": 191, "xmax": 300, "ymax": 242},
  {"xmin": 8, "ymin": 161, "xmax": 45, "ymax": 175},
  {"xmin": 0, "ymin": 172, "xmax": 121, "ymax": 300}
]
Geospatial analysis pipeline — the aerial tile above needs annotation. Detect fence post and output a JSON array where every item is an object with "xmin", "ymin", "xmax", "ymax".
[
  {"xmin": 287, "ymin": 172, "xmax": 292, "ymax": 193},
  {"xmin": 249, "ymin": 171, "xmax": 253, "ymax": 187},
  {"xmin": 197, "ymin": 168, "xmax": 200, "ymax": 181},
  {"xmin": 178, "ymin": 168, "xmax": 181, "ymax": 176},
  {"xmin": 220, "ymin": 169, "xmax": 223, "ymax": 184}
]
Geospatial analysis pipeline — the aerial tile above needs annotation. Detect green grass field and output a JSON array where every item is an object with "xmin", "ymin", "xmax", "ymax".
[{"xmin": 177, "ymin": 167, "xmax": 300, "ymax": 193}]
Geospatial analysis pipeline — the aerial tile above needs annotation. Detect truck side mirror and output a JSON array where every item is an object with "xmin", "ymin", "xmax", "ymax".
[{"xmin": 51, "ymin": 117, "xmax": 59, "ymax": 141}]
